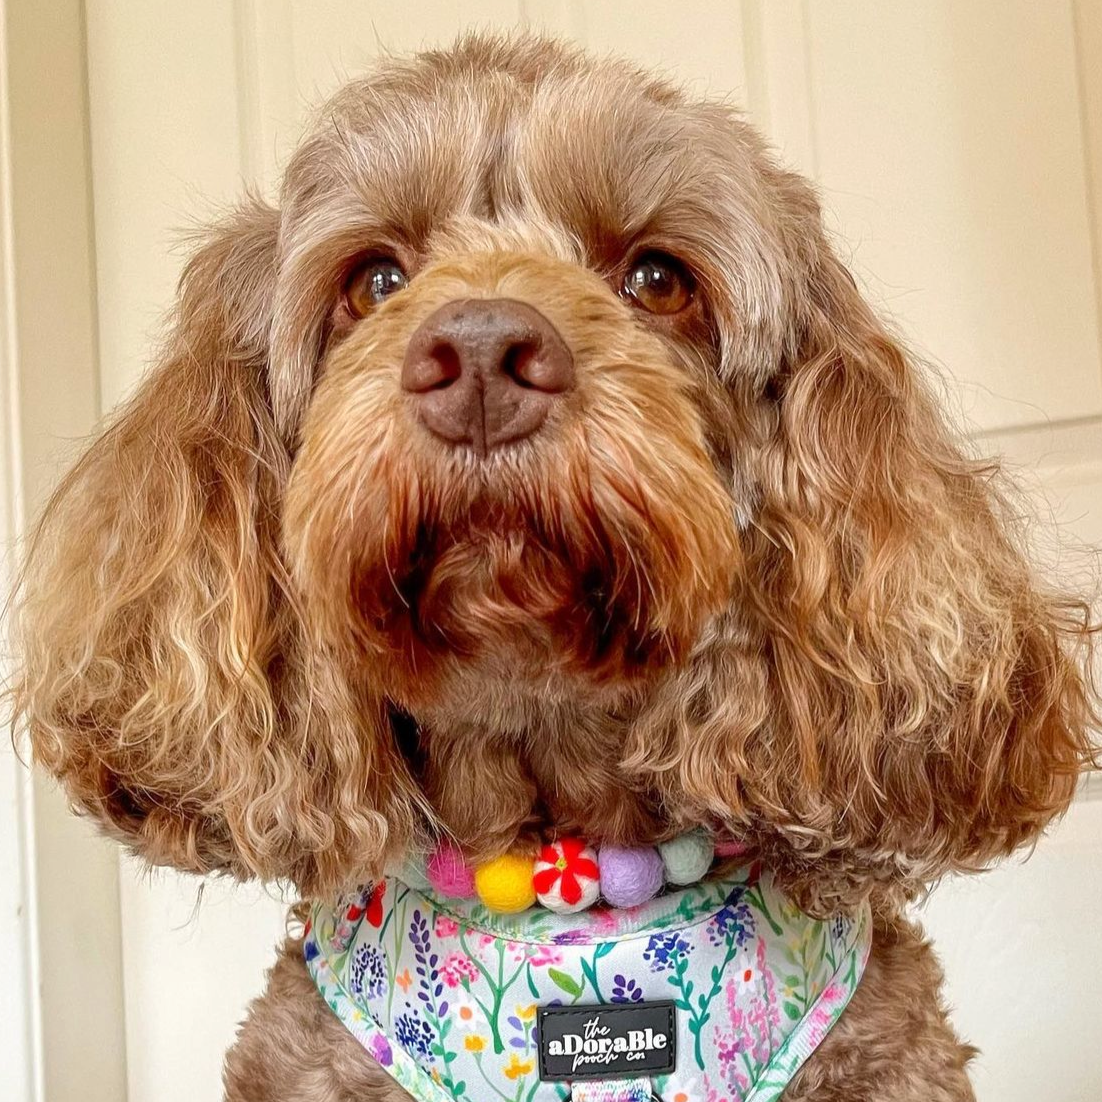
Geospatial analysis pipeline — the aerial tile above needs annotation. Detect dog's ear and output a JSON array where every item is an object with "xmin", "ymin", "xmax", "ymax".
[
  {"xmin": 633, "ymin": 212, "xmax": 1097, "ymax": 904},
  {"xmin": 754, "ymin": 247, "xmax": 1096, "ymax": 869},
  {"xmin": 11, "ymin": 201, "xmax": 418, "ymax": 893}
]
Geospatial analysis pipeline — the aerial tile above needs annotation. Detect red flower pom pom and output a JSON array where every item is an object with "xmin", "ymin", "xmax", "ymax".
[{"xmin": 534, "ymin": 838, "xmax": 600, "ymax": 913}]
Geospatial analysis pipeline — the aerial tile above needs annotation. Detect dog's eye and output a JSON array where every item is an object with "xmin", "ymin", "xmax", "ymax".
[
  {"xmin": 344, "ymin": 257, "xmax": 408, "ymax": 317},
  {"xmin": 622, "ymin": 252, "xmax": 694, "ymax": 315}
]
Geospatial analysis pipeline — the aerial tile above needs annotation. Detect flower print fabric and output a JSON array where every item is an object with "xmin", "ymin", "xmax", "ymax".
[{"xmin": 304, "ymin": 865, "xmax": 871, "ymax": 1102}]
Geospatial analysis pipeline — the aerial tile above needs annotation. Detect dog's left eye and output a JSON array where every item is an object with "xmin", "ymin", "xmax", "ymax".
[
  {"xmin": 621, "ymin": 252, "xmax": 695, "ymax": 315},
  {"xmin": 344, "ymin": 257, "xmax": 408, "ymax": 317}
]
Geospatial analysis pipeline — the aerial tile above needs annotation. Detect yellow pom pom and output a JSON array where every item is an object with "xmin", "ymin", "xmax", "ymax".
[{"xmin": 475, "ymin": 853, "xmax": 537, "ymax": 914}]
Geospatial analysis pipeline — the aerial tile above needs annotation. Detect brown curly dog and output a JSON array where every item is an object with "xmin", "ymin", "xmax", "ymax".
[{"xmin": 11, "ymin": 33, "xmax": 1096, "ymax": 1102}]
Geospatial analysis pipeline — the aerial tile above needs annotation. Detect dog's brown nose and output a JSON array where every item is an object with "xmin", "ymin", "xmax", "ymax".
[{"xmin": 401, "ymin": 299, "xmax": 574, "ymax": 454}]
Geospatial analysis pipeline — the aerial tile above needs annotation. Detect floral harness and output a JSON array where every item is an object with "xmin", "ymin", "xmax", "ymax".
[{"xmin": 304, "ymin": 864, "xmax": 871, "ymax": 1102}]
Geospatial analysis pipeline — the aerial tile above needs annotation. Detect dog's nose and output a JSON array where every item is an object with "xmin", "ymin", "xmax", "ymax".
[{"xmin": 401, "ymin": 299, "xmax": 575, "ymax": 453}]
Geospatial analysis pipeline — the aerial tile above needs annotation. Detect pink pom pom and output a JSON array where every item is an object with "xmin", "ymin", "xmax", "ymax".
[
  {"xmin": 598, "ymin": 845, "xmax": 664, "ymax": 908},
  {"xmin": 427, "ymin": 843, "xmax": 476, "ymax": 898}
]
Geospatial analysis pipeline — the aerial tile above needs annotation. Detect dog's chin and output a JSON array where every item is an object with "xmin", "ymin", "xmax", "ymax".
[{"xmin": 349, "ymin": 514, "xmax": 700, "ymax": 711}]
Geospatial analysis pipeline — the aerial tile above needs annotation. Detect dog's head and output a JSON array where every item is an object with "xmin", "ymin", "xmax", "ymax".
[{"xmin": 13, "ymin": 36, "xmax": 1095, "ymax": 906}]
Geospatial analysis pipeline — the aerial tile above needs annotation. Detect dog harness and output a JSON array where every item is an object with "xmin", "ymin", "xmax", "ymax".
[{"xmin": 305, "ymin": 864, "xmax": 870, "ymax": 1102}]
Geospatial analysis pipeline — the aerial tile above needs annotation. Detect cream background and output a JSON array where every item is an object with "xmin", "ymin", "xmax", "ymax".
[{"xmin": 3, "ymin": 3, "xmax": 1102, "ymax": 1100}]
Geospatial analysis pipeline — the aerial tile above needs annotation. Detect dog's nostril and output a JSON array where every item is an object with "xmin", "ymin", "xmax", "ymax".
[
  {"xmin": 502, "ymin": 341, "xmax": 540, "ymax": 389},
  {"xmin": 426, "ymin": 342, "xmax": 462, "ymax": 390},
  {"xmin": 402, "ymin": 340, "xmax": 462, "ymax": 393}
]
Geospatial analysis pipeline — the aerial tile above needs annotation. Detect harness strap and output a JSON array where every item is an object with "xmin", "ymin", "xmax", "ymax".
[{"xmin": 572, "ymin": 1077, "xmax": 653, "ymax": 1102}]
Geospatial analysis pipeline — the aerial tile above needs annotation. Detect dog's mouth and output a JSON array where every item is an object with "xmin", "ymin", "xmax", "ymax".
[
  {"xmin": 289, "ymin": 409, "xmax": 741, "ymax": 707},
  {"xmin": 352, "ymin": 491, "xmax": 681, "ymax": 687}
]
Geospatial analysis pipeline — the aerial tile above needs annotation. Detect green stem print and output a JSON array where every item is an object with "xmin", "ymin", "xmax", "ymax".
[
  {"xmin": 745, "ymin": 881, "xmax": 784, "ymax": 937},
  {"xmin": 779, "ymin": 912, "xmax": 827, "ymax": 1021},
  {"xmin": 471, "ymin": 1051, "xmax": 516, "ymax": 1102},
  {"xmin": 577, "ymin": 954, "xmax": 606, "ymax": 1004},
  {"xmin": 673, "ymin": 935, "xmax": 740, "ymax": 1065},
  {"xmin": 459, "ymin": 932, "xmax": 526, "ymax": 1055},
  {"xmin": 652, "ymin": 898, "xmax": 754, "ymax": 1067},
  {"xmin": 408, "ymin": 909, "xmax": 467, "ymax": 1101},
  {"xmin": 381, "ymin": 888, "xmax": 410, "ymax": 1021},
  {"xmin": 523, "ymin": 1073, "xmax": 544, "ymax": 1102}
]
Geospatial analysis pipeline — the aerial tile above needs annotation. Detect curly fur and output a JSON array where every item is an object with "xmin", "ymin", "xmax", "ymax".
[{"xmin": 9, "ymin": 32, "xmax": 1098, "ymax": 1101}]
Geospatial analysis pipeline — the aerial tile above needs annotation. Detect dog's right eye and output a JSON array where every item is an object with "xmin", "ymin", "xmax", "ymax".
[
  {"xmin": 621, "ymin": 252, "xmax": 695, "ymax": 315},
  {"xmin": 344, "ymin": 257, "xmax": 408, "ymax": 317}
]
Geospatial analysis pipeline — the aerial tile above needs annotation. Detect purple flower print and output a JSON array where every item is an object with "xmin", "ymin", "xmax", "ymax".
[
  {"xmin": 349, "ymin": 944, "xmax": 387, "ymax": 1000},
  {"xmin": 506, "ymin": 1004, "xmax": 538, "ymax": 1051},
  {"xmin": 368, "ymin": 1033, "xmax": 393, "ymax": 1067},
  {"xmin": 551, "ymin": 929, "xmax": 590, "ymax": 946},
  {"xmin": 611, "ymin": 974, "xmax": 644, "ymax": 1003},
  {"xmin": 707, "ymin": 895, "xmax": 756, "ymax": 949},
  {"xmin": 643, "ymin": 931, "xmax": 693, "ymax": 972},
  {"xmin": 408, "ymin": 910, "xmax": 448, "ymax": 1016},
  {"xmin": 394, "ymin": 1010, "xmax": 435, "ymax": 1059}
]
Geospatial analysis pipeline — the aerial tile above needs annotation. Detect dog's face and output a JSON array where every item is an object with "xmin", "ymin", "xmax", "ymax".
[
  {"xmin": 14, "ymin": 37, "xmax": 1093, "ymax": 907},
  {"xmin": 279, "ymin": 45, "xmax": 771, "ymax": 718}
]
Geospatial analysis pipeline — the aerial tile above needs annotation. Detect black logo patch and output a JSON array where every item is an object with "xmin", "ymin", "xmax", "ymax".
[{"xmin": 537, "ymin": 1002, "xmax": 676, "ymax": 1081}]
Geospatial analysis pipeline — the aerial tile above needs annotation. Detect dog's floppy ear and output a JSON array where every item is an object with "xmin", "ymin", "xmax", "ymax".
[
  {"xmin": 748, "ymin": 241, "xmax": 1097, "ymax": 892},
  {"xmin": 11, "ymin": 201, "xmax": 418, "ymax": 892},
  {"xmin": 633, "ymin": 207, "xmax": 1097, "ymax": 905},
  {"xmin": 768, "ymin": 244, "xmax": 1094, "ymax": 842}
]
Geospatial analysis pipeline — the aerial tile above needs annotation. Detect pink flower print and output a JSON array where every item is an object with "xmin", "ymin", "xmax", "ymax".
[
  {"xmin": 705, "ymin": 1073, "xmax": 739, "ymax": 1102},
  {"xmin": 802, "ymin": 1004, "xmax": 833, "ymax": 1050},
  {"xmin": 476, "ymin": 930, "xmax": 525, "ymax": 958},
  {"xmin": 527, "ymin": 945, "xmax": 562, "ymax": 968},
  {"xmin": 329, "ymin": 919, "xmax": 356, "ymax": 952},
  {"xmin": 589, "ymin": 907, "xmax": 620, "ymax": 935},
  {"xmin": 503, "ymin": 939, "xmax": 528, "ymax": 961},
  {"xmin": 440, "ymin": 951, "xmax": 479, "ymax": 988},
  {"xmin": 801, "ymin": 984, "xmax": 844, "ymax": 1048},
  {"xmin": 713, "ymin": 941, "xmax": 783, "ymax": 1095},
  {"xmin": 434, "ymin": 915, "xmax": 459, "ymax": 938}
]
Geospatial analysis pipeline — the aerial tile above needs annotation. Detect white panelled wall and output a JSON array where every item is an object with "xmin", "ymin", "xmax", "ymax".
[{"xmin": 3, "ymin": 2, "xmax": 1101, "ymax": 1100}]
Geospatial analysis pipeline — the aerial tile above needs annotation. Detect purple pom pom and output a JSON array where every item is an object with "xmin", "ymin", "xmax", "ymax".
[
  {"xmin": 599, "ymin": 845, "xmax": 664, "ymax": 908},
  {"xmin": 427, "ymin": 843, "xmax": 476, "ymax": 898}
]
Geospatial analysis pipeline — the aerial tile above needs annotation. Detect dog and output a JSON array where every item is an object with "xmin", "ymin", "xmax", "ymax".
[{"xmin": 11, "ymin": 33, "xmax": 1096, "ymax": 1102}]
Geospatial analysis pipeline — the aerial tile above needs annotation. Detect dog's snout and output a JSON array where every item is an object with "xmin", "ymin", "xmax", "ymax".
[{"xmin": 401, "ymin": 299, "xmax": 574, "ymax": 454}]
